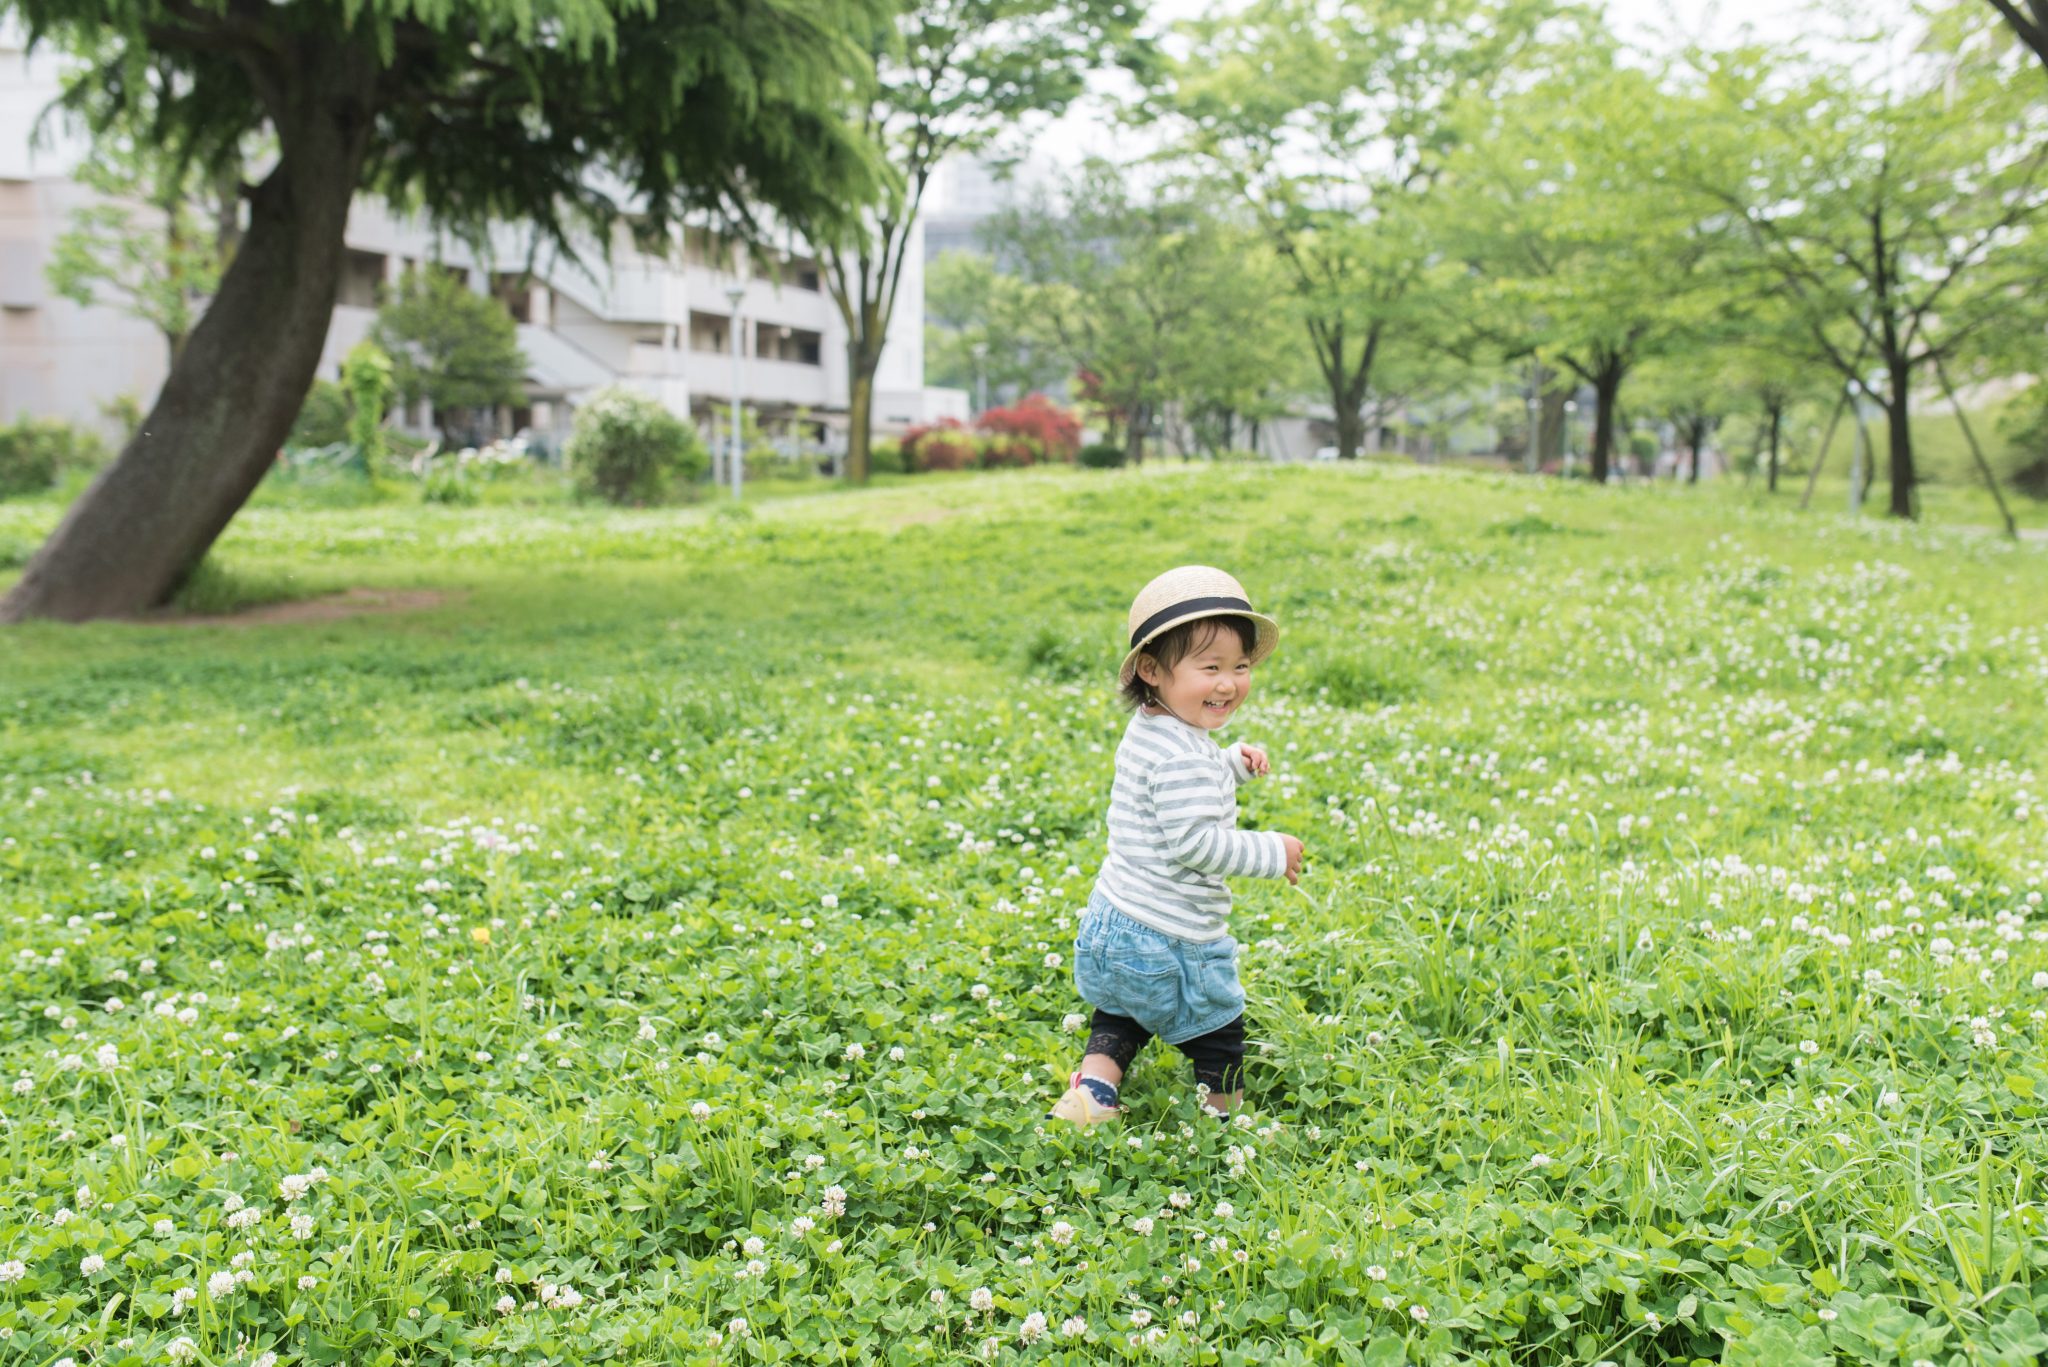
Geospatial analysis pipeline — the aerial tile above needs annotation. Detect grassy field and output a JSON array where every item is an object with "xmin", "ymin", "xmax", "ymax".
[{"xmin": 3, "ymin": 463, "xmax": 2047, "ymax": 1366}]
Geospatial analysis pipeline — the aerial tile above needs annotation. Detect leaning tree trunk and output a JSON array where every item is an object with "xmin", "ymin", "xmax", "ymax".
[
  {"xmin": 1884, "ymin": 358, "xmax": 1916, "ymax": 519},
  {"xmin": 2, "ymin": 51, "xmax": 377, "ymax": 622}
]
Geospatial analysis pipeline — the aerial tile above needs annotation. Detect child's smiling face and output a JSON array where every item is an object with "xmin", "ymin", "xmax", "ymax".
[{"xmin": 1137, "ymin": 621, "xmax": 1253, "ymax": 731}]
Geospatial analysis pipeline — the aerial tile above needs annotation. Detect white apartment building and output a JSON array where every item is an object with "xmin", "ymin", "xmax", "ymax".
[{"xmin": 0, "ymin": 26, "xmax": 966, "ymax": 453}]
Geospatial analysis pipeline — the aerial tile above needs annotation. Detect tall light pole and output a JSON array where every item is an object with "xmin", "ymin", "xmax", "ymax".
[
  {"xmin": 724, "ymin": 284, "xmax": 745, "ymax": 500},
  {"xmin": 971, "ymin": 340, "xmax": 988, "ymax": 417},
  {"xmin": 1561, "ymin": 399, "xmax": 1577, "ymax": 478}
]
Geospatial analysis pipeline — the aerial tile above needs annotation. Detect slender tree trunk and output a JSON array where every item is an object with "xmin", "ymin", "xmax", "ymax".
[
  {"xmin": 1590, "ymin": 366, "xmax": 1622, "ymax": 484},
  {"xmin": 846, "ymin": 369, "xmax": 874, "ymax": 484},
  {"xmin": 1539, "ymin": 386, "xmax": 1567, "ymax": 466},
  {"xmin": 1766, "ymin": 404, "xmax": 1782, "ymax": 493},
  {"xmin": 1686, "ymin": 416, "xmax": 1705, "ymax": 485},
  {"xmin": 845, "ymin": 338, "xmax": 882, "ymax": 485},
  {"xmin": 1123, "ymin": 403, "xmax": 1148, "ymax": 466},
  {"xmin": 1884, "ymin": 356, "xmax": 1915, "ymax": 519},
  {"xmin": 2, "ymin": 51, "xmax": 377, "ymax": 622}
]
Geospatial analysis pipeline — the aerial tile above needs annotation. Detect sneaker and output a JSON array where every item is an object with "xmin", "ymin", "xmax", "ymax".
[{"xmin": 1048, "ymin": 1071, "xmax": 1122, "ymax": 1127}]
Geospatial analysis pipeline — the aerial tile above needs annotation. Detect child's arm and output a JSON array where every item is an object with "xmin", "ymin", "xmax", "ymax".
[
  {"xmin": 1150, "ymin": 754, "xmax": 1289, "ymax": 878},
  {"xmin": 1223, "ymin": 743, "xmax": 1270, "ymax": 786}
]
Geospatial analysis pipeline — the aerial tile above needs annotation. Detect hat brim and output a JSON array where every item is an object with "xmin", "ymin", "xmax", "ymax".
[{"xmin": 1119, "ymin": 609, "xmax": 1279, "ymax": 687}]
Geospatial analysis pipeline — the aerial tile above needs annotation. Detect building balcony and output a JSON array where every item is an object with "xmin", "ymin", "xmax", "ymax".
[{"xmin": 687, "ymin": 354, "xmax": 832, "ymax": 409}]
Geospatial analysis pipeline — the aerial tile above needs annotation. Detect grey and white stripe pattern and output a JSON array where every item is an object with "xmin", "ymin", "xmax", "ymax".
[{"xmin": 1093, "ymin": 710, "xmax": 1289, "ymax": 943}]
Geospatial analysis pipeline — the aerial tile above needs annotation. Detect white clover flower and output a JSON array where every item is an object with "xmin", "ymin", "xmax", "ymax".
[
  {"xmin": 166, "ymin": 1337, "xmax": 198, "ymax": 1364},
  {"xmin": 930, "ymin": 1288, "xmax": 946, "ymax": 1305},
  {"xmin": 970, "ymin": 1286, "xmax": 995, "ymax": 1313},
  {"xmin": 1061, "ymin": 1315, "xmax": 1089, "ymax": 1338},
  {"xmin": 1365, "ymin": 1264, "xmax": 1387, "ymax": 1281},
  {"xmin": 495, "ymin": 1294, "xmax": 517, "ymax": 1315},
  {"xmin": 290, "ymin": 1213, "xmax": 315, "ymax": 1240},
  {"xmin": 207, "ymin": 1269, "xmax": 237, "ymax": 1298},
  {"xmin": 742, "ymin": 1237, "xmax": 765, "ymax": 1258},
  {"xmin": 821, "ymin": 893, "xmax": 838, "ymax": 909},
  {"xmin": 1530, "ymin": 1153, "xmax": 1553, "ymax": 1168},
  {"xmin": 1019, "ymin": 1311, "xmax": 1048, "ymax": 1344},
  {"xmin": 1129, "ymin": 1309, "xmax": 1153, "ymax": 1328},
  {"xmin": 1410, "ymin": 1304, "xmax": 1430, "ymax": 1323},
  {"xmin": 844, "ymin": 1042, "xmax": 866, "ymax": 1062},
  {"xmin": 792, "ymin": 1216, "xmax": 815, "ymax": 1237},
  {"xmin": 727, "ymin": 1317, "xmax": 751, "ymax": 1339},
  {"xmin": 1049, "ymin": 1220, "xmax": 1075, "ymax": 1247},
  {"xmin": 154, "ymin": 1219, "xmax": 175, "ymax": 1238},
  {"xmin": 0, "ymin": 1260, "xmax": 24, "ymax": 1284},
  {"xmin": 2033, "ymin": 972, "xmax": 2048, "ymax": 990},
  {"xmin": 1213, "ymin": 1202, "xmax": 1234, "ymax": 1220},
  {"xmin": 81, "ymin": 1254, "xmax": 106, "ymax": 1275},
  {"xmin": 1133, "ymin": 1217, "xmax": 1154, "ymax": 1236},
  {"xmin": 690, "ymin": 1101, "xmax": 712, "ymax": 1122},
  {"xmin": 171, "ymin": 1286, "xmax": 197, "ymax": 1314},
  {"xmin": 253, "ymin": 1354, "xmax": 277, "ymax": 1367},
  {"xmin": 821, "ymin": 1185, "xmax": 847, "ymax": 1218},
  {"xmin": 227, "ymin": 1206, "xmax": 263, "ymax": 1230},
  {"xmin": 888, "ymin": 1045, "xmax": 906, "ymax": 1062},
  {"xmin": 297, "ymin": 1275, "xmax": 317, "ymax": 1290},
  {"xmin": 1168, "ymin": 1191, "xmax": 1191, "ymax": 1209},
  {"xmin": 95, "ymin": 1043, "xmax": 120, "ymax": 1069}
]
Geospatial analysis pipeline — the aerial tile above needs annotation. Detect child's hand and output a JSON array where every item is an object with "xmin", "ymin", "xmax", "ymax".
[
  {"xmin": 1280, "ymin": 834, "xmax": 1304, "ymax": 885},
  {"xmin": 1238, "ymin": 744, "xmax": 1271, "ymax": 777}
]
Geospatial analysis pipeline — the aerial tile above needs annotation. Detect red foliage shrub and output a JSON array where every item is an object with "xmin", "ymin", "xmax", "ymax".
[
  {"xmin": 976, "ymin": 393, "xmax": 1081, "ymax": 464},
  {"xmin": 902, "ymin": 418, "xmax": 977, "ymax": 472}
]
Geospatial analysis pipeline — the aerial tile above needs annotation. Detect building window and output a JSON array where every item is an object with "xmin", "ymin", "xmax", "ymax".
[
  {"xmin": 759, "ymin": 325, "xmax": 822, "ymax": 366},
  {"xmin": 491, "ymin": 273, "xmax": 533, "ymax": 324},
  {"xmin": 688, "ymin": 310, "xmax": 737, "ymax": 354},
  {"xmin": 336, "ymin": 249, "xmax": 387, "ymax": 309}
]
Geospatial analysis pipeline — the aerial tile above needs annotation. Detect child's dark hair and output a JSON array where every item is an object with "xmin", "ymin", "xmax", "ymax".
[{"xmin": 1121, "ymin": 615, "xmax": 1258, "ymax": 712}]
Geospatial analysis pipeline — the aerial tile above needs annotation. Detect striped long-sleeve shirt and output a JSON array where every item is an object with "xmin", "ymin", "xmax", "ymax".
[{"xmin": 1092, "ymin": 708, "xmax": 1290, "ymax": 943}]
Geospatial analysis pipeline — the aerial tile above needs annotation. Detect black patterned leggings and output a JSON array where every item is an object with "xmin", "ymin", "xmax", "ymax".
[{"xmin": 1083, "ymin": 1009, "xmax": 1247, "ymax": 1096}]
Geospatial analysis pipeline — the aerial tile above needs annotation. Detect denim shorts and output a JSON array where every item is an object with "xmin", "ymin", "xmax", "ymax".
[{"xmin": 1072, "ymin": 888, "xmax": 1245, "ymax": 1045}]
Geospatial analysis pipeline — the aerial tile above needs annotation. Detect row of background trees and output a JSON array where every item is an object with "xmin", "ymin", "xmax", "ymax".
[
  {"xmin": 4, "ymin": 0, "xmax": 2048, "ymax": 621},
  {"xmin": 927, "ymin": 0, "xmax": 2048, "ymax": 531}
]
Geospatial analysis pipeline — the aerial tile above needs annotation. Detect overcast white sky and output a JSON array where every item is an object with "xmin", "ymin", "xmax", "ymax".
[{"xmin": 944, "ymin": 0, "xmax": 1923, "ymax": 206}]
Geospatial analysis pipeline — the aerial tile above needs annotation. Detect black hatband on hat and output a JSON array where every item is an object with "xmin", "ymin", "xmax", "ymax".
[{"xmin": 1129, "ymin": 596, "xmax": 1254, "ymax": 649}]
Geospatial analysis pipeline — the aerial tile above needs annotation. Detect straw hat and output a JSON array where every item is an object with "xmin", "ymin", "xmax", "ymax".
[{"xmin": 1119, "ymin": 565, "xmax": 1279, "ymax": 687}]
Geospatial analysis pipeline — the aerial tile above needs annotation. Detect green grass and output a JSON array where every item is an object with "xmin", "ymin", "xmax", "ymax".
[{"xmin": 2, "ymin": 463, "xmax": 2046, "ymax": 1365}]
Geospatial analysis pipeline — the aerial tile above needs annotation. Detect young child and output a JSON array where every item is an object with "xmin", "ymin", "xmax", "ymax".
[{"xmin": 1049, "ymin": 565, "xmax": 1304, "ymax": 1127}]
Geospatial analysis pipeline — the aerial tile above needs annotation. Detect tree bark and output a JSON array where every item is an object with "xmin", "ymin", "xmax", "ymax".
[
  {"xmin": 1589, "ymin": 365, "xmax": 1622, "ymax": 484},
  {"xmin": 1766, "ymin": 403, "xmax": 1782, "ymax": 493},
  {"xmin": 1123, "ymin": 403, "xmax": 1148, "ymax": 466},
  {"xmin": 845, "ymin": 359, "xmax": 875, "ymax": 484},
  {"xmin": 1884, "ymin": 356, "xmax": 1916, "ymax": 519},
  {"xmin": 2, "ymin": 49, "xmax": 377, "ymax": 622},
  {"xmin": 1334, "ymin": 402, "xmax": 1367, "ymax": 463}
]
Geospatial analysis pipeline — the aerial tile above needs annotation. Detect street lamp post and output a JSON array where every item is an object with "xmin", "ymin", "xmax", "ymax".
[
  {"xmin": 724, "ymin": 284, "xmax": 745, "ymax": 501},
  {"xmin": 971, "ymin": 340, "xmax": 988, "ymax": 417},
  {"xmin": 1562, "ymin": 399, "xmax": 1578, "ymax": 478}
]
